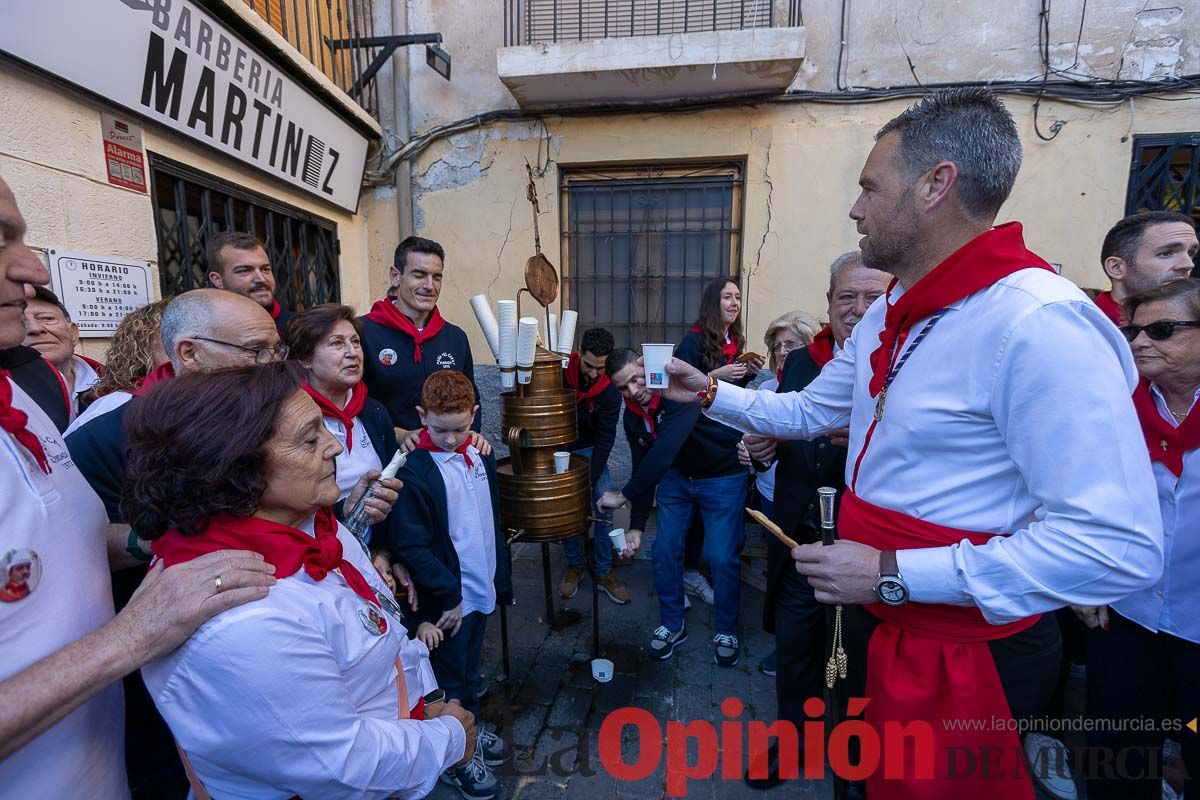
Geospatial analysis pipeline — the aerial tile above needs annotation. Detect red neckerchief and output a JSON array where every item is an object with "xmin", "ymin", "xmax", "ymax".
[
  {"xmin": 690, "ymin": 325, "xmax": 739, "ymax": 364},
  {"xmin": 564, "ymin": 352, "xmax": 611, "ymax": 407},
  {"xmin": 0, "ymin": 371, "xmax": 50, "ymax": 474},
  {"xmin": 624, "ymin": 395, "xmax": 661, "ymax": 438},
  {"xmin": 840, "ymin": 490, "xmax": 1038, "ymax": 800},
  {"xmin": 415, "ymin": 427, "xmax": 473, "ymax": 468},
  {"xmin": 1093, "ymin": 290, "xmax": 1124, "ymax": 325},
  {"xmin": 303, "ymin": 382, "xmax": 368, "ymax": 452},
  {"xmin": 133, "ymin": 362, "xmax": 176, "ymax": 397},
  {"xmin": 364, "ymin": 301, "xmax": 446, "ymax": 363},
  {"xmin": 78, "ymin": 354, "xmax": 106, "ymax": 377},
  {"xmin": 1133, "ymin": 378, "xmax": 1198, "ymax": 478},
  {"xmin": 869, "ymin": 223, "xmax": 1052, "ymax": 398},
  {"xmin": 269, "ymin": 299, "xmax": 282, "ymax": 321},
  {"xmin": 152, "ymin": 506, "xmax": 379, "ymax": 606},
  {"xmin": 807, "ymin": 326, "xmax": 836, "ymax": 368}
]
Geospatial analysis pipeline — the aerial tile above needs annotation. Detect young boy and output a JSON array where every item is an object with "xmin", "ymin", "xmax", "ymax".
[{"xmin": 381, "ymin": 370, "xmax": 512, "ymax": 800}]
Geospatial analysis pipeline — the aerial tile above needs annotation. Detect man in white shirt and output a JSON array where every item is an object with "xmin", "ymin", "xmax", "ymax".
[
  {"xmin": 657, "ymin": 89, "xmax": 1163, "ymax": 799},
  {"xmin": 22, "ymin": 285, "xmax": 102, "ymax": 419},
  {"xmin": 0, "ymin": 175, "xmax": 276, "ymax": 799}
]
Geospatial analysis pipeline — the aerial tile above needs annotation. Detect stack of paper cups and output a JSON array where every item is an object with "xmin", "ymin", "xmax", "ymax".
[
  {"xmin": 547, "ymin": 312, "xmax": 559, "ymax": 353},
  {"xmin": 497, "ymin": 300, "xmax": 518, "ymax": 391},
  {"xmin": 469, "ymin": 294, "xmax": 500, "ymax": 360},
  {"xmin": 556, "ymin": 310, "xmax": 578, "ymax": 355},
  {"xmin": 516, "ymin": 317, "xmax": 539, "ymax": 384}
]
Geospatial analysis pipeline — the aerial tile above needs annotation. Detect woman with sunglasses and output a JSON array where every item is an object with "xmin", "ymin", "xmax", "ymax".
[{"xmin": 1076, "ymin": 277, "xmax": 1200, "ymax": 800}]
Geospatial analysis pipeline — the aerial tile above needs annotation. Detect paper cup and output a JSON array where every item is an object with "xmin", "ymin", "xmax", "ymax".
[
  {"xmin": 553, "ymin": 451, "xmax": 571, "ymax": 474},
  {"xmin": 608, "ymin": 528, "xmax": 627, "ymax": 553},
  {"xmin": 557, "ymin": 310, "xmax": 578, "ymax": 355},
  {"xmin": 497, "ymin": 300, "xmax": 517, "ymax": 369},
  {"xmin": 642, "ymin": 343, "xmax": 674, "ymax": 390},
  {"xmin": 517, "ymin": 317, "xmax": 539, "ymax": 384},
  {"xmin": 469, "ymin": 294, "xmax": 500, "ymax": 359},
  {"xmin": 591, "ymin": 658, "xmax": 614, "ymax": 683}
]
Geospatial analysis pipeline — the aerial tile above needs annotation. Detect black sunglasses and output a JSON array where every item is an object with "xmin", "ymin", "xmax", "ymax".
[{"xmin": 1120, "ymin": 320, "xmax": 1200, "ymax": 343}]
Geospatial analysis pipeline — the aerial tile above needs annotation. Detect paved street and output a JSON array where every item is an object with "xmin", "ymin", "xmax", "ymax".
[{"xmin": 427, "ymin": 522, "xmax": 833, "ymax": 800}]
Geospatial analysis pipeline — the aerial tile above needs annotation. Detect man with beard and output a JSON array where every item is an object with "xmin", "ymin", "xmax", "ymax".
[
  {"xmin": 1091, "ymin": 212, "xmax": 1198, "ymax": 324},
  {"xmin": 741, "ymin": 250, "xmax": 889, "ymax": 789},
  {"xmin": 658, "ymin": 88, "xmax": 1163, "ymax": 799},
  {"xmin": 206, "ymin": 231, "xmax": 295, "ymax": 335}
]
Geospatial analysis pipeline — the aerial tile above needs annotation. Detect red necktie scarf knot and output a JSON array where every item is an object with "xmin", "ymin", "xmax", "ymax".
[
  {"xmin": 1133, "ymin": 378, "xmax": 1199, "ymax": 478},
  {"xmin": 364, "ymin": 301, "xmax": 446, "ymax": 363},
  {"xmin": 416, "ymin": 427, "xmax": 474, "ymax": 468},
  {"xmin": 303, "ymin": 381, "xmax": 368, "ymax": 453},
  {"xmin": 565, "ymin": 352, "xmax": 611, "ymax": 407}
]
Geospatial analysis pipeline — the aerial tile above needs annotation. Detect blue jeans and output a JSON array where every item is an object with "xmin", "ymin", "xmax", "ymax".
[
  {"xmin": 653, "ymin": 468, "xmax": 748, "ymax": 635},
  {"xmin": 563, "ymin": 447, "xmax": 614, "ymax": 577}
]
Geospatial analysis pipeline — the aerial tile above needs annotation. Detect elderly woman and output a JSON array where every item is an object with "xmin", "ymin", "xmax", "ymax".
[
  {"xmin": 1076, "ymin": 278, "xmax": 1200, "ymax": 800},
  {"xmin": 125, "ymin": 363, "xmax": 476, "ymax": 799}
]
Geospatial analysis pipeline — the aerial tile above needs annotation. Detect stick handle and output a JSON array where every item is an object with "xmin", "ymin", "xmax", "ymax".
[{"xmin": 818, "ymin": 486, "xmax": 838, "ymax": 547}]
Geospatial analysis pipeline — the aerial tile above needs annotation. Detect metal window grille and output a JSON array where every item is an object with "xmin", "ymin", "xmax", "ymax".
[
  {"xmin": 1126, "ymin": 134, "xmax": 1200, "ymax": 276},
  {"xmin": 148, "ymin": 155, "xmax": 341, "ymax": 308},
  {"xmin": 241, "ymin": 0, "xmax": 379, "ymax": 118},
  {"xmin": 504, "ymin": 0, "xmax": 801, "ymax": 46},
  {"xmin": 559, "ymin": 163, "xmax": 743, "ymax": 349}
]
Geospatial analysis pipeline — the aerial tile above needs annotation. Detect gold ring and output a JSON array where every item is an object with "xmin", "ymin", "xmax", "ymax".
[{"xmin": 213, "ymin": 575, "xmax": 224, "ymax": 593}]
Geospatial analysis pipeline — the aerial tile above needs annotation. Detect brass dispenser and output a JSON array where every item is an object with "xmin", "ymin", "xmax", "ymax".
[{"xmin": 497, "ymin": 346, "xmax": 591, "ymax": 541}]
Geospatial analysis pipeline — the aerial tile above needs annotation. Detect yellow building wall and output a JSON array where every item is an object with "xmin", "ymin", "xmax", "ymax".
[
  {"xmin": 408, "ymin": 95, "xmax": 1200, "ymax": 360},
  {"xmin": 0, "ymin": 62, "xmax": 379, "ymax": 360}
]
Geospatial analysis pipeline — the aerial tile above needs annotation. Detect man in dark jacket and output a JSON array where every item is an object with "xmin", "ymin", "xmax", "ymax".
[
  {"xmin": 743, "ymin": 252, "xmax": 889, "ymax": 788},
  {"xmin": 558, "ymin": 328, "xmax": 627, "ymax": 604}
]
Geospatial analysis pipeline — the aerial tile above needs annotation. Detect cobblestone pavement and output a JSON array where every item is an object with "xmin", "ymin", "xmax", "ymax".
[{"xmin": 426, "ymin": 524, "xmax": 833, "ymax": 800}]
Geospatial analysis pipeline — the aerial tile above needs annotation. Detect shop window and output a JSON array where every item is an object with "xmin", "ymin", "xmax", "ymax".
[
  {"xmin": 559, "ymin": 163, "xmax": 743, "ymax": 350},
  {"xmin": 149, "ymin": 154, "xmax": 341, "ymax": 308}
]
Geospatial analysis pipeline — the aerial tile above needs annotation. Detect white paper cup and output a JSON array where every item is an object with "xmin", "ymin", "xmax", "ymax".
[
  {"xmin": 591, "ymin": 658, "xmax": 614, "ymax": 683},
  {"xmin": 608, "ymin": 528, "xmax": 627, "ymax": 553},
  {"xmin": 553, "ymin": 451, "xmax": 571, "ymax": 474},
  {"xmin": 642, "ymin": 343, "xmax": 674, "ymax": 390}
]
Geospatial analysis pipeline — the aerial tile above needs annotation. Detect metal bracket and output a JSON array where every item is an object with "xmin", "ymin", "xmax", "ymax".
[{"xmin": 323, "ymin": 33, "xmax": 445, "ymax": 98}]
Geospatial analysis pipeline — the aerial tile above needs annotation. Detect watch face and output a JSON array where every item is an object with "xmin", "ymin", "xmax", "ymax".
[{"xmin": 877, "ymin": 578, "xmax": 909, "ymax": 606}]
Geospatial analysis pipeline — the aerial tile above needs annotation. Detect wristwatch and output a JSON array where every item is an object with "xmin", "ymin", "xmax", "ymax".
[{"xmin": 873, "ymin": 550, "xmax": 909, "ymax": 607}]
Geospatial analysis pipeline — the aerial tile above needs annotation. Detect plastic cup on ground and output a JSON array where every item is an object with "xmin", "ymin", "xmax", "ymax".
[
  {"xmin": 591, "ymin": 658, "xmax": 614, "ymax": 683},
  {"xmin": 642, "ymin": 343, "xmax": 674, "ymax": 390}
]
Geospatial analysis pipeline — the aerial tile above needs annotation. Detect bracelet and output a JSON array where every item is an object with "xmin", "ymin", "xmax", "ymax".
[
  {"xmin": 126, "ymin": 529, "xmax": 152, "ymax": 563},
  {"xmin": 697, "ymin": 375, "xmax": 718, "ymax": 409}
]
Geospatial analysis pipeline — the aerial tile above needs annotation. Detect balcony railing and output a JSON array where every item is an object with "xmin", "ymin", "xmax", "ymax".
[
  {"xmin": 504, "ymin": 0, "xmax": 802, "ymax": 47},
  {"xmin": 241, "ymin": 0, "xmax": 379, "ymax": 118}
]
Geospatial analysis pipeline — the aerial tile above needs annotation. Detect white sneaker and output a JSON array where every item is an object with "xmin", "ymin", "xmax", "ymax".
[
  {"xmin": 682, "ymin": 571, "xmax": 714, "ymax": 605},
  {"xmin": 1022, "ymin": 733, "xmax": 1077, "ymax": 800}
]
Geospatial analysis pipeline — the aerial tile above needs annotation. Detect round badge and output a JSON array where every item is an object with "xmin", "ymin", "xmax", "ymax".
[
  {"xmin": 378, "ymin": 348, "xmax": 398, "ymax": 366},
  {"xmin": 0, "ymin": 549, "xmax": 42, "ymax": 603},
  {"xmin": 358, "ymin": 604, "xmax": 389, "ymax": 636}
]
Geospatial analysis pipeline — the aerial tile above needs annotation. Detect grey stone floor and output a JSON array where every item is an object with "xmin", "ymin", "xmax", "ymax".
[{"xmin": 426, "ymin": 523, "xmax": 832, "ymax": 800}]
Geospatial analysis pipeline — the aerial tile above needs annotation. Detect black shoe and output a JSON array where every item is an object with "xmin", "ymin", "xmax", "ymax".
[
  {"xmin": 713, "ymin": 633, "xmax": 740, "ymax": 667},
  {"xmin": 745, "ymin": 742, "xmax": 785, "ymax": 789},
  {"xmin": 648, "ymin": 625, "xmax": 687, "ymax": 661}
]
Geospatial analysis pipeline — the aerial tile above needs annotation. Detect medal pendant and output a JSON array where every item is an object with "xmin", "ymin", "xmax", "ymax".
[
  {"xmin": 874, "ymin": 389, "xmax": 887, "ymax": 421},
  {"xmin": 358, "ymin": 604, "xmax": 389, "ymax": 636}
]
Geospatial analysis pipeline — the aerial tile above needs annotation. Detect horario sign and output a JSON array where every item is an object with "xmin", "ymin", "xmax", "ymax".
[{"xmin": 0, "ymin": 0, "xmax": 369, "ymax": 212}]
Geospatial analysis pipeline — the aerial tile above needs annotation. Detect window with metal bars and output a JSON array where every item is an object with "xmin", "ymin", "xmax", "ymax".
[
  {"xmin": 1126, "ymin": 134, "xmax": 1200, "ymax": 276},
  {"xmin": 559, "ymin": 163, "xmax": 743, "ymax": 349},
  {"xmin": 149, "ymin": 154, "xmax": 341, "ymax": 308}
]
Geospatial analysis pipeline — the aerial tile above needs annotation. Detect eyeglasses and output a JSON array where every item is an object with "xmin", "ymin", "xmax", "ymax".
[
  {"xmin": 192, "ymin": 336, "xmax": 289, "ymax": 363},
  {"xmin": 1120, "ymin": 320, "xmax": 1200, "ymax": 343},
  {"xmin": 770, "ymin": 340, "xmax": 803, "ymax": 354}
]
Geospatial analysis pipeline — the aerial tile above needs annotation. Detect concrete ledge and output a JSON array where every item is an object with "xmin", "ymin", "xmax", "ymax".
[{"xmin": 498, "ymin": 26, "xmax": 805, "ymax": 108}]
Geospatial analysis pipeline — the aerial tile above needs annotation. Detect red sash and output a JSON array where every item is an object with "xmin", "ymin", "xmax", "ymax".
[
  {"xmin": 303, "ymin": 382, "xmax": 368, "ymax": 452},
  {"xmin": 564, "ymin": 352, "xmax": 611, "ymax": 407},
  {"xmin": 1092, "ymin": 290, "xmax": 1124, "ymax": 325},
  {"xmin": 1132, "ymin": 378, "xmax": 1198, "ymax": 478},
  {"xmin": 364, "ymin": 301, "xmax": 446, "ymax": 363},
  {"xmin": 415, "ymin": 428, "xmax": 474, "ymax": 468},
  {"xmin": 807, "ymin": 326, "xmax": 836, "ymax": 368},
  {"xmin": 0, "ymin": 372, "xmax": 49, "ymax": 474},
  {"xmin": 839, "ymin": 491, "xmax": 1039, "ymax": 800}
]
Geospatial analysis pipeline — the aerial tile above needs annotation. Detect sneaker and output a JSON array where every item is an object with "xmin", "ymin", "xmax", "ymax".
[
  {"xmin": 476, "ymin": 726, "xmax": 507, "ymax": 767},
  {"xmin": 683, "ymin": 571, "xmax": 715, "ymax": 605},
  {"xmin": 1022, "ymin": 733, "xmax": 1077, "ymax": 800},
  {"xmin": 439, "ymin": 750, "xmax": 500, "ymax": 800},
  {"xmin": 714, "ymin": 633, "xmax": 740, "ymax": 667},
  {"xmin": 558, "ymin": 566, "xmax": 586, "ymax": 599},
  {"xmin": 597, "ymin": 573, "xmax": 631, "ymax": 605},
  {"xmin": 648, "ymin": 625, "xmax": 687, "ymax": 661},
  {"xmin": 758, "ymin": 648, "xmax": 777, "ymax": 677}
]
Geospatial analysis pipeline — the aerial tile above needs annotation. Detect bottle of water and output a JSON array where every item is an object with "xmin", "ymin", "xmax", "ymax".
[{"xmin": 346, "ymin": 449, "xmax": 407, "ymax": 542}]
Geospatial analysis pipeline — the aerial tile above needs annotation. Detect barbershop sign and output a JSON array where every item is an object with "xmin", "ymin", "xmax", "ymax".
[{"xmin": 0, "ymin": 0, "xmax": 368, "ymax": 212}]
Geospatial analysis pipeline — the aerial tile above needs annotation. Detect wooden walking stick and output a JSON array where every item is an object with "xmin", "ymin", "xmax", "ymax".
[{"xmin": 818, "ymin": 486, "xmax": 849, "ymax": 800}]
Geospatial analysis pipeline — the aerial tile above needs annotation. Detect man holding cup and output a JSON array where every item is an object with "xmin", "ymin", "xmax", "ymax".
[{"xmin": 557, "ymin": 329, "xmax": 628, "ymax": 605}]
